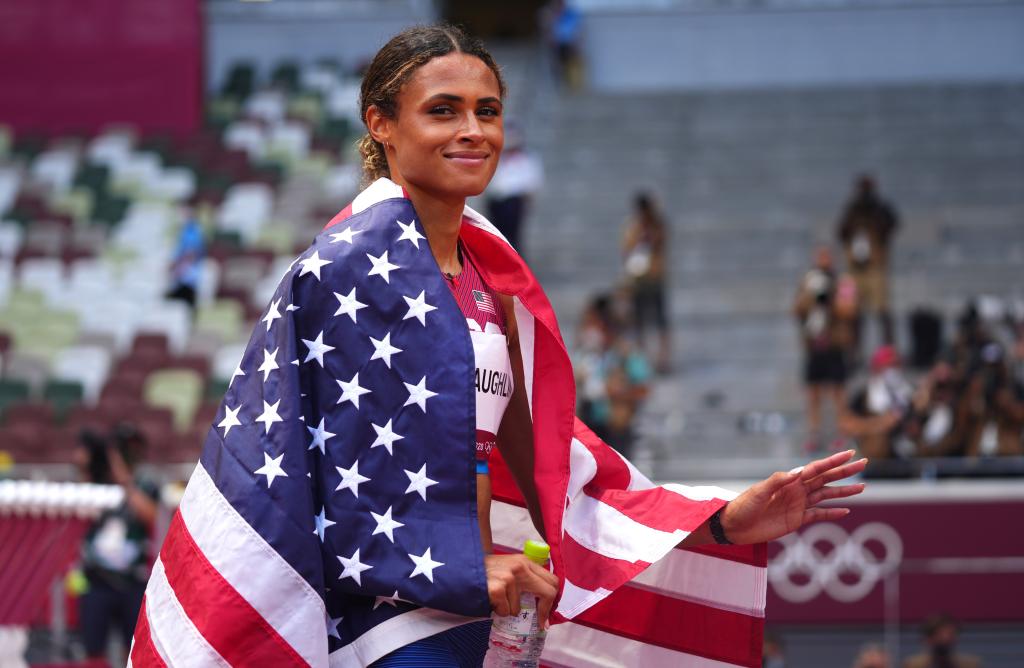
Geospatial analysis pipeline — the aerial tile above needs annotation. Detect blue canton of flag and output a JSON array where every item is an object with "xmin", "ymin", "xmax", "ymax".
[{"xmin": 199, "ymin": 196, "xmax": 491, "ymax": 657}]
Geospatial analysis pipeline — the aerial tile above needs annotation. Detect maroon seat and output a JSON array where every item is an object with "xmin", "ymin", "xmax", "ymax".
[
  {"xmin": 101, "ymin": 371, "xmax": 149, "ymax": 401},
  {"xmin": 131, "ymin": 333, "xmax": 170, "ymax": 358},
  {"xmin": 65, "ymin": 405, "xmax": 115, "ymax": 435},
  {"xmin": 3, "ymin": 401, "xmax": 56, "ymax": 428}
]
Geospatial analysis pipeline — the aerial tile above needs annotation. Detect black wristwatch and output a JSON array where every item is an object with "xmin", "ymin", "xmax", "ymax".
[{"xmin": 709, "ymin": 506, "xmax": 733, "ymax": 545}]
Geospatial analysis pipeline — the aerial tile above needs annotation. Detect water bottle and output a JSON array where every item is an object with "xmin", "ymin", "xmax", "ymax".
[{"xmin": 483, "ymin": 540, "xmax": 550, "ymax": 667}]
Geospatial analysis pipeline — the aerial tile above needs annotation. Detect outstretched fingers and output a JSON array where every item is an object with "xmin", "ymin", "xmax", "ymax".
[
  {"xmin": 807, "ymin": 482, "xmax": 865, "ymax": 507},
  {"xmin": 807, "ymin": 458, "xmax": 868, "ymax": 489},
  {"xmin": 797, "ymin": 449, "xmax": 857, "ymax": 482},
  {"xmin": 803, "ymin": 506, "xmax": 851, "ymax": 524}
]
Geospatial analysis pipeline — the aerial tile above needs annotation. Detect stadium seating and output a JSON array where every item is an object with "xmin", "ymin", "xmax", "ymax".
[{"xmin": 0, "ymin": 57, "xmax": 367, "ymax": 464}]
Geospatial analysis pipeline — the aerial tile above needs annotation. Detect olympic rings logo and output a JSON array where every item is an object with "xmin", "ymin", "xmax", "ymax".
[{"xmin": 769, "ymin": 522, "xmax": 903, "ymax": 603}]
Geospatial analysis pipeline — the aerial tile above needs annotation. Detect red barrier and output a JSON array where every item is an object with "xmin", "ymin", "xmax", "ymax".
[
  {"xmin": 0, "ymin": 0, "xmax": 202, "ymax": 137},
  {"xmin": 766, "ymin": 480, "xmax": 1024, "ymax": 625}
]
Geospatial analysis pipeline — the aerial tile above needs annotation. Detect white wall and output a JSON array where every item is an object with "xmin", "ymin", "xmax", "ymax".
[
  {"xmin": 204, "ymin": 0, "xmax": 437, "ymax": 90},
  {"xmin": 579, "ymin": 2, "xmax": 1024, "ymax": 90}
]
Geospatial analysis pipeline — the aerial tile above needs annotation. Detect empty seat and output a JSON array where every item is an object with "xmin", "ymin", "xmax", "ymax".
[
  {"xmin": 43, "ymin": 379, "xmax": 85, "ymax": 421},
  {"xmin": 144, "ymin": 369, "xmax": 203, "ymax": 433},
  {"xmin": 0, "ymin": 222, "xmax": 23, "ymax": 258},
  {"xmin": 0, "ymin": 378, "xmax": 30, "ymax": 420},
  {"xmin": 3, "ymin": 353, "xmax": 49, "ymax": 397},
  {"xmin": 4, "ymin": 401, "xmax": 55, "ymax": 429},
  {"xmin": 136, "ymin": 302, "xmax": 191, "ymax": 354},
  {"xmin": 195, "ymin": 299, "xmax": 244, "ymax": 344},
  {"xmin": 131, "ymin": 333, "xmax": 170, "ymax": 358},
  {"xmin": 51, "ymin": 345, "xmax": 112, "ymax": 404}
]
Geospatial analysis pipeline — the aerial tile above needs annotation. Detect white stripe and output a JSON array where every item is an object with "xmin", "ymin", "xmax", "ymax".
[
  {"xmin": 126, "ymin": 658, "xmax": 134, "ymax": 668},
  {"xmin": 556, "ymin": 577, "xmax": 614, "ymax": 618},
  {"xmin": 352, "ymin": 178, "xmax": 405, "ymax": 213},
  {"xmin": 328, "ymin": 608, "xmax": 487, "ymax": 667},
  {"xmin": 631, "ymin": 550, "xmax": 766, "ymax": 618},
  {"xmin": 564, "ymin": 492, "xmax": 686, "ymax": 564},
  {"xmin": 513, "ymin": 297, "xmax": 535, "ymax": 413},
  {"xmin": 180, "ymin": 464, "xmax": 328, "ymax": 667},
  {"xmin": 541, "ymin": 621, "xmax": 743, "ymax": 668},
  {"xmin": 567, "ymin": 438, "xmax": 598, "ymax": 501},
  {"xmin": 662, "ymin": 483, "xmax": 739, "ymax": 502},
  {"xmin": 145, "ymin": 558, "xmax": 230, "ymax": 667},
  {"xmin": 494, "ymin": 499, "xmax": 765, "ymax": 618}
]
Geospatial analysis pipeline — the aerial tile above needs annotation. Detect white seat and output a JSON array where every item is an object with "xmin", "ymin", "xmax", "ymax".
[
  {"xmin": 212, "ymin": 342, "xmax": 248, "ymax": 382},
  {"xmin": 79, "ymin": 299, "xmax": 141, "ymax": 354},
  {"xmin": 51, "ymin": 344, "xmax": 112, "ymax": 404},
  {"xmin": 148, "ymin": 166, "xmax": 196, "ymax": 201},
  {"xmin": 325, "ymin": 81, "xmax": 363, "ymax": 124},
  {"xmin": 302, "ymin": 63, "xmax": 340, "ymax": 93},
  {"xmin": 137, "ymin": 301, "xmax": 191, "ymax": 354},
  {"xmin": 323, "ymin": 164, "xmax": 360, "ymax": 202},
  {"xmin": 87, "ymin": 131, "xmax": 135, "ymax": 168},
  {"xmin": 196, "ymin": 258, "xmax": 220, "ymax": 306},
  {"xmin": 0, "ymin": 222, "xmax": 23, "ymax": 258},
  {"xmin": 18, "ymin": 258, "xmax": 65, "ymax": 303},
  {"xmin": 111, "ymin": 151, "xmax": 163, "ymax": 193},
  {"xmin": 224, "ymin": 121, "xmax": 267, "ymax": 161},
  {"xmin": 217, "ymin": 183, "xmax": 274, "ymax": 244},
  {"xmin": 245, "ymin": 90, "xmax": 287, "ymax": 124},
  {"xmin": 269, "ymin": 121, "xmax": 310, "ymax": 161},
  {"xmin": 30, "ymin": 148, "xmax": 79, "ymax": 196}
]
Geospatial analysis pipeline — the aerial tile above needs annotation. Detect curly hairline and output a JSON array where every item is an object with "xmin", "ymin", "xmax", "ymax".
[{"xmin": 356, "ymin": 24, "xmax": 506, "ymax": 185}]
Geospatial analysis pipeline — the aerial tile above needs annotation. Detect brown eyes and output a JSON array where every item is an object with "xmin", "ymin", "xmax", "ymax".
[{"xmin": 427, "ymin": 105, "xmax": 500, "ymax": 117}]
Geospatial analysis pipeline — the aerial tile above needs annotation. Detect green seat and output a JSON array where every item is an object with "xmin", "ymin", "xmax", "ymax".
[
  {"xmin": 73, "ymin": 163, "xmax": 111, "ymax": 196},
  {"xmin": 92, "ymin": 194, "xmax": 130, "ymax": 227},
  {"xmin": 270, "ymin": 61, "xmax": 300, "ymax": 93},
  {"xmin": 222, "ymin": 62, "xmax": 255, "ymax": 100},
  {"xmin": 144, "ymin": 369, "xmax": 203, "ymax": 433},
  {"xmin": 205, "ymin": 378, "xmax": 230, "ymax": 403},
  {"xmin": 43, "ymin": 380, "xmax": 84, "ymax": 422},
  {"xmin": 0, "ymin": 379, "xmax": 30, "ymax": 422},
  {"xmin": 195, "ymin": 299, "xmax": 244, "ymax": 343}
]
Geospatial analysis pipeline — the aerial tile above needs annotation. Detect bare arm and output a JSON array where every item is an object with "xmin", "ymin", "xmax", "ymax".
[{"xmin": 495, "ymin": 294, "xmax": 546, "ymax": 539}]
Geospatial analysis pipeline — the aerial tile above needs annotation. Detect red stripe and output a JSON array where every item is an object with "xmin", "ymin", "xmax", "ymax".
[
  {"xmin": 323, "ymin": 203, "xmax": 353, "ymax": 230},
  {"xmin": 560, "ymin": 532, "xmax": 649, "ymax": 592},
  {"xmin": 130, "ymin": 596, "xmax": 168, "ymax": 668},
  {"xmin": 573, "ymin": 418, "xmax": 633, "ymax": 491},
  {"xmin": 160, "ymin": 513, "xmax": 307, "ymax": 667},
  {"xmin": 586, "ymin": 486, "xmax": 724, "ymax": 534},
  {"xmin": 571, "ymin": 583, "xmax": 764, "ymax": 668},
  {"xmin": 687, "ymin": 542, "xmax": 768, "ymax": 568}
]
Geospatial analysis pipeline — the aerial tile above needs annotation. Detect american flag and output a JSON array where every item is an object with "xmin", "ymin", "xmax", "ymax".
[
  {"xmin": 472, "ymin": 289, "xmax": 497, "ymax": 315},
  {"xmin": 130, "ymin": 179, "xmax": 766, "ymax": 667}
]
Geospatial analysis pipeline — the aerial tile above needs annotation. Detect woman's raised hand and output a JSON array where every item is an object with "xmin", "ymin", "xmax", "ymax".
[
  {"xmin": 483, "ymin": 553, "xmax": 560, "ymax": 629},
  {"xmin": 721, "ymin": 450, "xmax": 867, "ymax": 545}
]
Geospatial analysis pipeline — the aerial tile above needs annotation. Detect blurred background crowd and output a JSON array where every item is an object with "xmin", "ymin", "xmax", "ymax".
[{"xmin": 0, "ymin": 0, "xmax": 1021, "ymax": 666}]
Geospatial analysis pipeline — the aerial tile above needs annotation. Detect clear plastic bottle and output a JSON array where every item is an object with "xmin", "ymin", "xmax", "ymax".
[{"xmin": 483, "ymin": 540, "xmax": 550, "ymax": 668}]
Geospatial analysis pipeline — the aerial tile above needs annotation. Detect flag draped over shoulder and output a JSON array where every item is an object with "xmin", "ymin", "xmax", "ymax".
[{"xmin": 130, "ymin": 178, "xmax": 766, "ymax": 668}]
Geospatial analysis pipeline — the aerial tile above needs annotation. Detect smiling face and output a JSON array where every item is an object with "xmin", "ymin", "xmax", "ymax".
[{"xmin": 366, "ymin": 52, "xmax": 504, "ymax": 203}]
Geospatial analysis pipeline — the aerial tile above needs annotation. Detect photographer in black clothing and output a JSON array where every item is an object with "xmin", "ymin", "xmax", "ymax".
[{"xmin": 74, "ymin": 425, "xmax": 159, "ymax": 660}]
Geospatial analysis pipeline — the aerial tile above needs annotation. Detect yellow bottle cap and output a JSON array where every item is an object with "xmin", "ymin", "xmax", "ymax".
[{"xmin": 523, "ymin": 539, "xmax": 550, "ymax": 565}]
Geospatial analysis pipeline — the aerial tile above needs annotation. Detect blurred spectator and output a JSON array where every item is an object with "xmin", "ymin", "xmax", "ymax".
[
  {"xmin": 485, "ymin": 123, "xmax": 543, "ymax": 254},
  {"xmin": 959, "ymin": 341, "xmax": 1024, "ymax": 457},
  {"xmin": 762, "ymin": 631, "xmax": 785, "ymax": 668},
  {"xmin": 574, "ymin": 293, "xmax": 652, "ymax": 458},
  {"xmin": 854, "ymin": 643, "xmax": 892, "ymax": 668},
  {"xmin": 74, "ymin": 425, "xmax": 159, "ymax": 660},
  {"xmin": 840, "ymin": 345, "xmax": 914, "ymax": 459},
  {"xmin": 793, "ymin": 246, "xmax": 858, "ymax": 452},
  {"xmin": 903, "ymin": 613, "xmax": 981, "ymax": 668},
  {"xmin": 905, "ymin": 360, "xmax": 962, "ymax": 457},
  {"xmin": 622, "ymin": 192, "xmax": 671, "ymax": 373},
  {"xmin": 542, "ymin": 0, "xmax": 583, "ymax": 89},
  {"xmin": 165, "ymin": 207, "xmax": 205, "ymax": 311},
  {"xmin": 837, "ymin": 174, "xmax": 899, "ymax": 350}
]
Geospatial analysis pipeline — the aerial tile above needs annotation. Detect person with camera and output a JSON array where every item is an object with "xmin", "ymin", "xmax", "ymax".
[
  {"xmin": 839, "ymin": 345, "xmax": 916, "ymax": 460},
  {"xmin": 74, "ymin": 425, "xmax": 159, "ymax": 660},
  {"xmin": 793, "ymin": 246, "xmax": 858, "ymax": 453}
]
